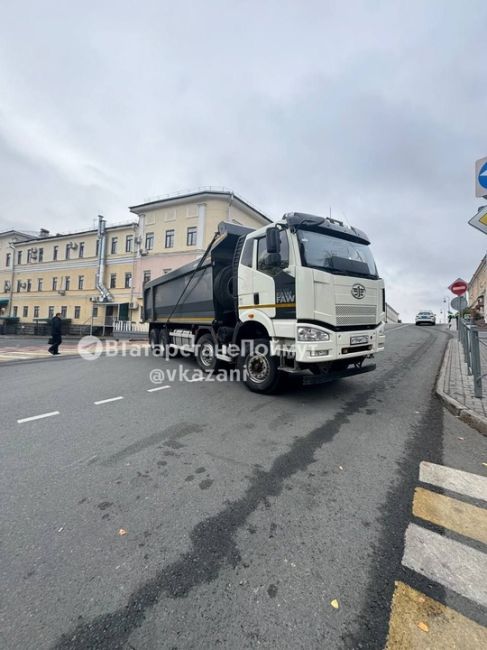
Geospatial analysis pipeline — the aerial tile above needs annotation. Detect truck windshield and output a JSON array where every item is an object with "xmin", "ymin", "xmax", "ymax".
[{"xmin": 297, "ymin": 229, "xmax": 378, "ymax": 279}]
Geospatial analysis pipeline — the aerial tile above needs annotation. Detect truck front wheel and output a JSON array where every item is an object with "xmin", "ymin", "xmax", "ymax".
[{"xmin": 239, "ymin": 339, "xmax": 282, "ymax": 394}]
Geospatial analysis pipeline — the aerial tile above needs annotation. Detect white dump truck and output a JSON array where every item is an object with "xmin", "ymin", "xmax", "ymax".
[{"xmin": 144, "ymin": 212, "xmax": 385, "ymax": 393}]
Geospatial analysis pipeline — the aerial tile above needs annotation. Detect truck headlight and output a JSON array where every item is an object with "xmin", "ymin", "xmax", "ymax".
[{"xmin": 297, "ymin": 326, "xmax": 330, "ymax": 342}]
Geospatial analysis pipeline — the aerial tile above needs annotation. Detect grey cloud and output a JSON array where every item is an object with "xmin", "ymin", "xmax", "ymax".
[{"xmin": 0, "ymin": 0, "xmax": 486, "ymax": 321}]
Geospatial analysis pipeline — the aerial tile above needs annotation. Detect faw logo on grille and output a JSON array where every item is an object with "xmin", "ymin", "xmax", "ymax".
[{"xmin": 351, "ymin": 284, "xmax": 366, "ymax": 299}]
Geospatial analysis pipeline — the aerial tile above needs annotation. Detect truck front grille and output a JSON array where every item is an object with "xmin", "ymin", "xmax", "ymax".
[{"xmin": 336, "ymin": 304, "xmax": 377, "ymax": 326}]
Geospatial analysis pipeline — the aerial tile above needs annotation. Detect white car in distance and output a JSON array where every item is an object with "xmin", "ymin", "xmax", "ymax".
[{"xmin": 415, "ymin": 310, "xmax": 436, "ymax": 326}]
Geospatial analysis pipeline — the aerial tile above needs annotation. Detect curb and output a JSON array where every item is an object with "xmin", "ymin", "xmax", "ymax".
[{"xmin": 436, "ymin": 339, "xmax": 487, "ymax": 436}]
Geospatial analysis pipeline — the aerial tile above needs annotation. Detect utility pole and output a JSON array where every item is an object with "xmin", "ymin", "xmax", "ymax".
[{"xmin": 8, "ymin": 241, "xmax": 16, "ymax": 317}]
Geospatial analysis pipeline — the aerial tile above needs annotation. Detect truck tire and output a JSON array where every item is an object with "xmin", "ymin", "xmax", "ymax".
[
  {"xmin": 196, "ymin": 333, "xmax": 221, "ymax": 372},
  {"xmin": 214, "ymin": 267, "xmax": 234, "ymax": 310},
  {"xmin": 238, "ymin": 338, "xmax": 282, "ymax": 394},
  {"xmin": 149, "ymin": 328, "xmax": 161, "ymax": 356}
]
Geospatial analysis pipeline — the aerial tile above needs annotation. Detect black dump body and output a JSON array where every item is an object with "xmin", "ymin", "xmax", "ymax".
[{"xmin": 144, "ymin": 222, "xmax": 254, "ymax": 326}]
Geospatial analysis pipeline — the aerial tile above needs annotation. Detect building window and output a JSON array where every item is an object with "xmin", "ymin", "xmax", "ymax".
[
  {"xmin": 52, "ymin": 277, "xmax": 58, "ymax": 291},
  {"xmin": 95, "ymin": 240, "xmax": 100, "ymax": 257},
  {"xmin": 92, "ymin": 306, "xmax": 98, "ymax": 317},
  {"xmin": 187, "ymin": 227, "xmax": 197, "ymax": 246},
  {"xmin": 38, "ymin": 278, "xmax": 43, "ymax": 291},
  {"xmin": 34, "ymin": 306, "xmax": 40, "ymax": 318},
  {"xmin": 26, "ymin": 279, "xmax": 32, "ymax": 292},
  {"xmin": 110, "ymin": 273, "xmax": 116, "ymax": 289},
  {"xmin": 125, "ymin": 235, "xmax": 133, "ymax": 252},
  {"xmin": 125, "ymin": 272, "xmax": 132, "ymax": 288},
  {"xmin": 23, "ymin": 306, "xmax": 28, "ymax": 318},
  {"xmin": 16, "ymin": 280, "xmax": 22, "ymax": 292},
  {"xmin": 13, "ymin": 306, "xmax": 18, "ymax": 317},
  {"xmin": 53, "ymin": 245, "xmax": 58, "ymax": 261},
  {"xmin": 17, "ymin": 251, "xmax": 22, "ymax": 264},
  {"xmin": 65, "ymin": 244, "xmax": 71, "ymax": 259},
  {"xmin": 143, "ymin": 270, "xmax": 151, "ymax": 285},
  {"xmin": 4, "ymin": 280, "xmax": 9, "ymax": 292},
  {"xmin": 165, "ymin": 229, "xmax": 175, "ymax": 248},
  {"xmin": 78, "ymin": 275, "xmax": 84, "ymax": 290},
  {"xmin": 79, "ymin": 242, "xmax": 85, "ymax": 258},
  {"xmin": 6, "ymin": 252, "xmax": 11, "ymax": 266},
  {"xmin": 74, "ymin": 306, "xmax": 81, "ymax": 319},
  {"xmin": 27, "ymin": 249, "xmax": 33, "ymax": 263},
  {"xmin": 64, "ymin": 276, "xmax": 70, "ymax": 291},
  {"xmin": 145, "ymin": 232, "xmax": 154, "ymax": 250},
  {"xmin": 111, "ymin": 237, "xmax": 118, "ymax": 254},
  {"xmin": 48, "ymin": 306, "xmax": 54, "ymax": 319},
  {"xmin": 61, "ymin": 306, "xmax": 67, "ymax": 318}
]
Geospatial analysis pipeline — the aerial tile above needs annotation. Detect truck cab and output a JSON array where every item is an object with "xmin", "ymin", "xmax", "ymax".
[{"xmin": 235, "ymin": 213, "xmax": 385, "ymax": 387}]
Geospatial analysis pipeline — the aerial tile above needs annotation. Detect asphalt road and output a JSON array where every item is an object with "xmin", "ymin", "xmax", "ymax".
[{"xmin": 1, "ymin": 324, "xmax": 486, "ymax": 649}]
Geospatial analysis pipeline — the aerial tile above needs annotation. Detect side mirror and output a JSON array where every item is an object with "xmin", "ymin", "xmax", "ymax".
[{"xmin": 266, "ymin": 227, "xmax": 281, "ymax": 254}]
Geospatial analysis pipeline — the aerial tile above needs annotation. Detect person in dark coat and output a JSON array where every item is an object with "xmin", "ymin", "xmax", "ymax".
[{"xmin": 48, "ymin": 313, "xmax": 63, "ymax": 355}]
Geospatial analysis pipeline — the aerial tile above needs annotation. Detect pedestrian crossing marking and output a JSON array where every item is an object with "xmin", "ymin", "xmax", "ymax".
[
  {"xmin": 0, "ymin": 354, "xmax": 30, "ymax": 360},
  {"xmin": 386, "ymin": 462, "xmax": 487, "ymax": 648},
  {"xmin": 413, "ymin": 487, "xmax": 487, "ymax": 545},
  {"xmin": 419, "ymin": 461, "xmax": 487, "ymax": 503},
  {"xmin": 402, "ymin": 523, "xmax": 487, "ymax": 607},
  {"xmin": 386, "ymin": 581, "xmax": 487, "ymax": 649}
]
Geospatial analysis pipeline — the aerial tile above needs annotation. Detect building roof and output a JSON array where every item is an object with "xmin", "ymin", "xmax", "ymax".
[
  {"xmin": 129, "ymin": 187, "xmax": 272, "ymax": 224},
  {"xmin": 468, "ymin": 254, "xmax": 487, "ymax": 288},
  {"xmin": 8, "ymin": 222, "xmax": 137, "ymax": 244},
  {"xmin": 0, "ymin": 229, "xmax": 38, "ymax": 241}
]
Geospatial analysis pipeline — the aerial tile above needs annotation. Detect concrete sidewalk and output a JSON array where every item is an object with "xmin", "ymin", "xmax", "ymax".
[{"xmin": 437, "ymin": 336, "xmax": 487, "ymax": 435}]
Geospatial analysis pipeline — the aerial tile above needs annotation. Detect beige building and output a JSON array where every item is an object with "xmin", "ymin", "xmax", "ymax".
[
  {"xmin": 0, "ymin": 229, "xmax": 39, "ymax": 317},
  {"xmin": 385, "ymin": 303, "xmax": 400, "ymax": 323},
  {"xmin": 0, "ymin": 189, "xmax": 270, "ymax": 333},
  {"xmin": 468, "ymin": 255, "xmax": 487, "ymax": 320}
]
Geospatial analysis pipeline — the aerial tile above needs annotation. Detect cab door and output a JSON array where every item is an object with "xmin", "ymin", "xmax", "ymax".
[
  {"xmin": 253, "ymin": 231, "xmax": 294, "ymax": 319},
  {"xmin": 253, "ymin": 236, "xmax": 277, "ymax": 318},
  {"xmin": 237, "ymin": 237, "xmax": 255, "ymax": 309}
]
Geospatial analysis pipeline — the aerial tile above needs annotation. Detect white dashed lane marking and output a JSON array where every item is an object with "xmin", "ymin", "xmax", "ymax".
[
  {"xmin": 147, "ymin": 385, "xmax": 171, "ymax": 392},
  {"xmin": 17, "ymin": 411, "xmax": 60, "ymax": 424},
  {"xmin": 94, "ymin": 396, "xmax": 124, "ymax": 405}
]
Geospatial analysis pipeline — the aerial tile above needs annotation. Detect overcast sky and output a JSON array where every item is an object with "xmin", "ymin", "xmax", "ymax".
[{"xmin": 1, "ymin": 0, "xmax": 486, "ymax": 321}]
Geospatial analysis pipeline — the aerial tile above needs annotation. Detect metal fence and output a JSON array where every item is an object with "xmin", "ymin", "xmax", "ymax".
[{"xmin": 458, "ymin": 318, "xmax": 483, "ymax": 398}]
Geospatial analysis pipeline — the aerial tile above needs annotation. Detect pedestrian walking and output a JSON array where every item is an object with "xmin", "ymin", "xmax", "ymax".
[{"xmin": 48, "ymin": 313, "xmax": 63, "ymax": 355}]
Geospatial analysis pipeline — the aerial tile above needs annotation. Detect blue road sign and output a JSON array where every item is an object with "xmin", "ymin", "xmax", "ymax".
[{"xmin": 479, "ymin": 162, "xmax": 487, "ymax": 190}]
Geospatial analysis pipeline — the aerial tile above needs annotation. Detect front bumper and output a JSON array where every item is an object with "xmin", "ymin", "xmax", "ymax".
[{"xmin": 272, "ymin": 322, "xmax": 385, "ymax": 364}]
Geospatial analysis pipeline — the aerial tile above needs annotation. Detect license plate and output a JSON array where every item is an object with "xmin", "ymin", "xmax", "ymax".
[{"xmin": 350, "ymin": 335, "xmax": 369, "ymax": 345}]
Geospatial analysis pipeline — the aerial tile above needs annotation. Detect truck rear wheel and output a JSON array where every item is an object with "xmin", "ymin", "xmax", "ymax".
[
  {"xmin": 196, "ymin": 334, "xmax": 221, "ymax": 372},
  {"xmin": 239, "ymin": 338, "xmax": 282, "ymax": 394}
]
